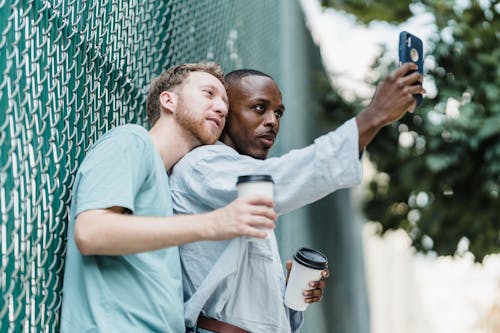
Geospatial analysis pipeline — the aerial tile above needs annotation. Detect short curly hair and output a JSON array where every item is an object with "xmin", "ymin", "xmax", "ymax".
[{"xmin": 146, "ymin": 62, "xmax": 225, "ymax": 125}]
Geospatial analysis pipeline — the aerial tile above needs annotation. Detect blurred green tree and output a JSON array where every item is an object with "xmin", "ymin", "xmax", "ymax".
[
  {"xmin": 320, "ymin": 0, "xmax": 413, "ymax": 23},
  {"xmin": 319, "ymin": 0, "xmax": 500, "ymax": 261}
]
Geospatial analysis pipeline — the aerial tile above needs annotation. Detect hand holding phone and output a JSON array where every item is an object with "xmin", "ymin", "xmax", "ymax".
[{"xmin": 399, "ymin": 31, "xmax": 423, "ymax": 106}]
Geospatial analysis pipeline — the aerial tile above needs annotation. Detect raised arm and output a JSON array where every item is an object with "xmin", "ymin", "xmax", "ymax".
[
  {"xmin": 170, "ymin": 118, "xmax": 361, "ymax": 217},
  {"xmin": 171, "ymin": 64, "xmax": 424, "ymax": 217}
]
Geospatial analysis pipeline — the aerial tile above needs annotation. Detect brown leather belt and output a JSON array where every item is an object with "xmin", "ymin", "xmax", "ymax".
[{"xmin": 197, "ymin": 316, "xmax": 250, "ymax": 333}]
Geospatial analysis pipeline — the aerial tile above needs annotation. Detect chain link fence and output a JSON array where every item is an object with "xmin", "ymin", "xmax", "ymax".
[{"xmin": 0, "ymin": 1, "xmax": 281, "ymax": 331}]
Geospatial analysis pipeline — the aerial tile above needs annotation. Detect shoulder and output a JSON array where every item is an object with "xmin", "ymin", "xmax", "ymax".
[
  {"xmin": 104, "ymin": 124, "xmax": 150, "ymax": 143},
  {"xmin": 180, "ymin": 142, "xmax": 239, "ymax": 166},
  {"xmin": 193, "ymin": 141, "xmax": 237, "ymax": 156},
  {"xmin": 93, "ymin": 124, "xmax": 152, "ymax": 150},
  {"xmin": 83, "ymin": 125, "xmax": 154, "ymax": 167},
  {"xmin": 171, "ymin": 142, "xmax": 240, "ymax": 181}
]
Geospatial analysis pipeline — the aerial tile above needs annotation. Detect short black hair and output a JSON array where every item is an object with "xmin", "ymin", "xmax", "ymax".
[{"xmin": 225, "ymin": 69, "xmax": 274, "ymax": 85}]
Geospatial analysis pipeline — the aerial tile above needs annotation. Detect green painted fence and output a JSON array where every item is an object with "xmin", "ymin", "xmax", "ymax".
[{"xmin": 0, "ymin": 1, "xmax": 281, "ymax": 331}]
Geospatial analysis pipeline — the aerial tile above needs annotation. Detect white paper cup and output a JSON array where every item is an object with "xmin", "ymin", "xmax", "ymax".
[
  {"xmin": 284, "ymin": 247, "xmax": 328, "ymax": 311},
  {"xmin": 236, "ymin": 175, "xmax": 274, "ymax": 238}
]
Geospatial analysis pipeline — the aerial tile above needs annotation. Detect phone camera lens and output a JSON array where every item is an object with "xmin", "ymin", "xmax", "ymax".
[{"xmin": 410, "ymin": 48, "xmax": 419, "ymax": 62}]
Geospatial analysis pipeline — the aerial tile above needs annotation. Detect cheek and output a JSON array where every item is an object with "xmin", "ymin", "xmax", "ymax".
[
  {"xmin": 241, "ymin": 131, "xmax": 257, "ymax": 152},
  {"xmin": 241, "ymin": 131, "xmax": 253, "ymax": 146}
]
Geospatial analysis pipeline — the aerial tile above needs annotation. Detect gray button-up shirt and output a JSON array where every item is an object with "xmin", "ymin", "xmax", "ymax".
[{"xmin": 170, "ymin": 118, "xmax": 363, "ymax": 332}]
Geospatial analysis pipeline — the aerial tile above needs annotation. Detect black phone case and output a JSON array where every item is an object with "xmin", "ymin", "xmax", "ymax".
[{"xmin": 399, "ymin": 31, "xmax": 423, "ymax": 106}]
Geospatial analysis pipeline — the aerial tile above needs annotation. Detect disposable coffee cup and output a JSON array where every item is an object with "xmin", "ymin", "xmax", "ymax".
[
  {"xmin": 236, "ymin": 175, "xmax": 274, "ymax": 238},
  {"xmin": 284, "ymin": 247, "xmax": 328, "ymax": 311}
]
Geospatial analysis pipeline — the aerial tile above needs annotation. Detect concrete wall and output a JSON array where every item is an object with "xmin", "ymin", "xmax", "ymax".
[{"xmin": 275, "ymin": 1, "xmax": 370, "ymax": 332}]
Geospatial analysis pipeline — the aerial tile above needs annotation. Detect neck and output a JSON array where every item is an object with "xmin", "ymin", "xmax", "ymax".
[
  {"xmin": 220, "ymin": 132, "xmax": 235, "ymax": 149},
  {"xmin": 149, "ymin": 118, "xmax": 200, "ymax": 172}
]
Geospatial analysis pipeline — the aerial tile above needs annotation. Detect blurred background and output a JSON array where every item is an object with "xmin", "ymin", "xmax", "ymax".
[
  {"xmin": 292, "ymin": 1, "xmax": 500, "ymax": 332},
  {"xmin": 0, "ymin": 0, "xmax": 498, "ymax": 332}
]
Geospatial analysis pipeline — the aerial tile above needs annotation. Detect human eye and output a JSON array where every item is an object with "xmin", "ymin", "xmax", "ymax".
[
  {"xmin": 274, "ymin": 110, "xmax": 283, "ymax": 119},
  {"xmin": 252, "ymin": 104, "xmax": 265, "ymax": 113},
  {"xmin": 202, "ymin": 89, "xmax": 214, "ymax": 96}
]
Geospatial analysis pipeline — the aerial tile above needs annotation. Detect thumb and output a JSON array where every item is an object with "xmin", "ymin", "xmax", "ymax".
[{"xmin": 285, "ymin": 260, "xmax": 292, "ymax": 284}]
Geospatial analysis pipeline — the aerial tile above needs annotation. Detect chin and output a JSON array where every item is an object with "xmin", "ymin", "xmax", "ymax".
[
  {"xmin": 252, "ymin": 151, "xmax": 268, "ymax": 160},
  {"xmin": 201, "ymin": 137, "xmax": 218, "ymax": 145},
  {"xmin": 200, "ymin": 130, "xmax": 221, "ymax": 145}
]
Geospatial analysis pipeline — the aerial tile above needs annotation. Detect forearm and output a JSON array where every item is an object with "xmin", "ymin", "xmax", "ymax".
[
  {"xmin": 355, "ymin": 106, "xmax": 386, "ymax": 151},
  {"xmin": 75, "ymin": 209, "xmax": 214, "ymax": 256},
  {"xmin": 272, "ymin": 118, "xmax": 362, "ymax": 215}
]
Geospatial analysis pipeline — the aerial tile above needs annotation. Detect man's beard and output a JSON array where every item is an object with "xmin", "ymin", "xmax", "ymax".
[{"xmin": 175, "ymin": 97, "xmax": 220, "ymax": 145}]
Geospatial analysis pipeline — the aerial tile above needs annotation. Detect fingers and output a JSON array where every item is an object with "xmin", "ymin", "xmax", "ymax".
[
  {"xmin": 393, "ymin": 75, "xmax": 425, "ymax": 113},
  {"xmin": 302, "ymin": 273, "xmax": 329, "ymax": 303},
  {"xmin": 303, "ymin": 284, "xmax": 325, "ymax": 303},
  {"xmin": 407, "ymin": 101, "xmax": 417, "ymax": 114},
  {"xmin": 400, "ymin": 84, "xmax": 422, "ymax": 114},
  {"xmin": 240, "ymin": 195, "xmax": 275, "ymax": 208},
  {"xmin": 213, "ymin": 196, "xmax": 279, "ymax": 240},
  {"xmin": 232, "ymin": 196, "xmax": 277, "ymax": 226},
  {"xmin": 361, "ymin": 62, "xmax": 425, "ymax": 131},
  {"xmin": 243, "ymin": 208, "xmax": 276, "ymax": 238},
  {"xmin": 247, "ymin": 215, "xmax": 276, "ymax": 231},
  {"xmin": 303, "ymin": 288, "xmax": 323, "ymax": 300},
  {"xmin": 391, "ymin": 62, "xmax": 418, "ymax": 79},
  {"xmin": 309, "ymin": 280, "xmax": 327, "ymax": 289},
  {"xmin": 392, "ymin": 64, "xmax": 425, "ymax": 102},
  {"xmin": 406, "ymin": 82, "xmax": 425, "ymax": 95},
  {"xmin": 239, "ymin": 196, "xmax": 277, "ymax": 229},
  {"xmin": 400, "ymin": 69, "xmax": 423, "ymax": 83},
  {"xmin": 249, "ymin": 204, "xmax": 277, "ymax": 221},
  {"xmin": 241, "ymin": 227, "xmax": 269, "ymax": 239}
]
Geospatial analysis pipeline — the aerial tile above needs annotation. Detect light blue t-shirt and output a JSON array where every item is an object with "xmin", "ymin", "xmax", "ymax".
[{"xmin": 60, "ymin": 125, "xmax": 184, "ymax": 333}]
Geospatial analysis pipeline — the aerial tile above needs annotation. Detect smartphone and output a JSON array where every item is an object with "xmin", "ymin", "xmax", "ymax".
[{"xmin": 399, "ymin": 31, "xmax": 423, "ymax": 106}]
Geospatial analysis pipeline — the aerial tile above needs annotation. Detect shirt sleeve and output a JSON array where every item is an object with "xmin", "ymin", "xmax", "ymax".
[
  {"xmin": 74, "ymin": 129, "xmax": 150, "ymax": 216},
  {"xmin": 170, "ymin": 117, "xmax": 362, "ymax": 216}
]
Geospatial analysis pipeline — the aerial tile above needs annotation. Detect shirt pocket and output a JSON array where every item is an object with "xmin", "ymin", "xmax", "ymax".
[{"xmin": 247, "ymin": 238, "xmax": 273, "ymax": 261}]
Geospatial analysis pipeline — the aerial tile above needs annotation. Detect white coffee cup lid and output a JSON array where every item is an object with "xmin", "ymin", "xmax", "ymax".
[
  {"xmin": 236, "ymin": 175, "xmax": 274, "ymax": 184},
  {"xmin": 294, "ymin": 247, "xmax": 328, "ymax": 270}
]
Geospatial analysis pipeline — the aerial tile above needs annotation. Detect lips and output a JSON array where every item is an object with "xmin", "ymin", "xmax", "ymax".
[
  {"xmin": 207, "ymin": 117, "xmax": 222, "ymax": 129},
  {"xmin": 257, "ymin": 133, "xmax": 276, "ymax": 148}
]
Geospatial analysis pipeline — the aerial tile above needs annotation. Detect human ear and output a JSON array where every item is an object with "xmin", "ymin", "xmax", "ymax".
[{"xmin": 159, "ymin": 91, "xmax": 177, "ymax": 114}]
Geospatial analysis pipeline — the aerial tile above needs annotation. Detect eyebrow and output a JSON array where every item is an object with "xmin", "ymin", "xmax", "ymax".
[
  {"xmin": 251, "ymin": 98, "xmax": 285, "ymax": 111},
  {"xmin": 201, "ymin": 84, "xmax": 229, "ymax": 105}
]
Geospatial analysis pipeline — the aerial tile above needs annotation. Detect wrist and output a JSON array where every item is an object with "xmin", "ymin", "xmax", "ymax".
[
  {"xmin": 358, "ymin": 106, "xmax": 386, "ymax": 130},
  {"xmin": 203, "ymin": 210, "xmax": 220, "ymax": 240},
  {"xmin": 356, "ymin": 107, "xmax": 386, "ymax": 151}
]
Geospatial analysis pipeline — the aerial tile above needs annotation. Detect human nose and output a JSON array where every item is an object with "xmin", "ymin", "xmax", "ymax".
[
  {"xmin": 263, "ymin": 111, "xmax": 278, "ymax": 129},
  {"xmin": 214, "ymin": 97, "xmax": 228, "ymax": 117}
]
